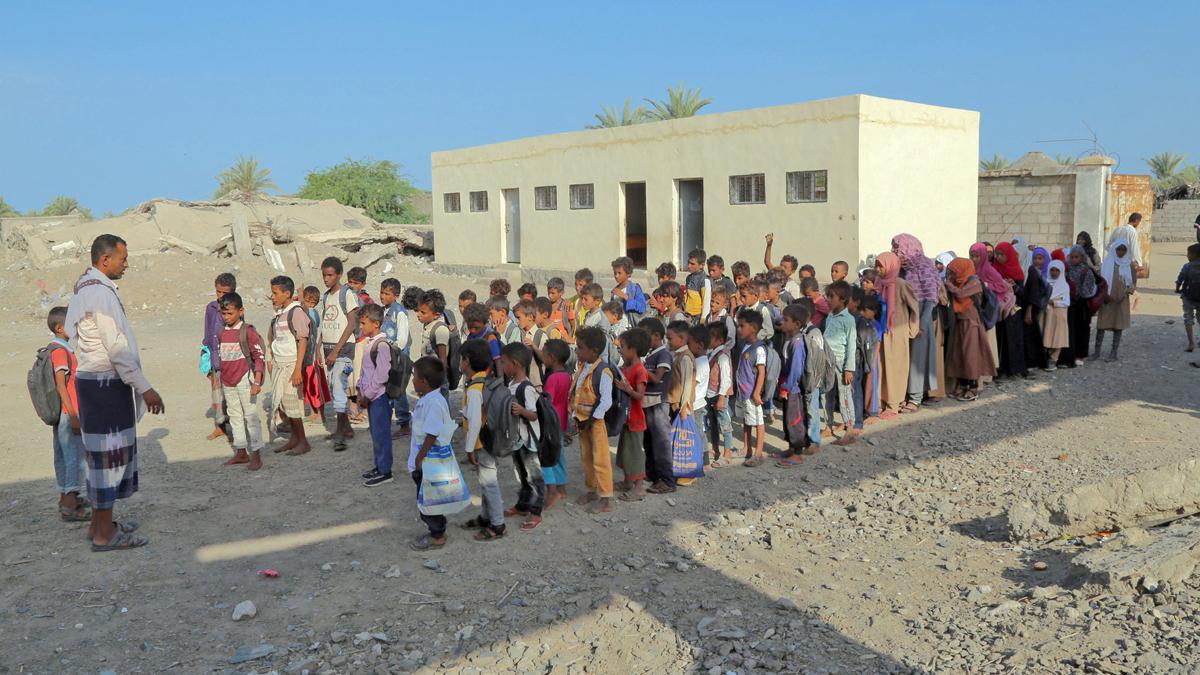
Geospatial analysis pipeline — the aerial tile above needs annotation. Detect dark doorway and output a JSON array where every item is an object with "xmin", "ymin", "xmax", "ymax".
[
  {"xmin": 677, "ymin": 179, "xmax": 704, "ymax": 265},
  {"xmin": 623, "ymin": 182, "xmax": 647, "ymax": 268}
]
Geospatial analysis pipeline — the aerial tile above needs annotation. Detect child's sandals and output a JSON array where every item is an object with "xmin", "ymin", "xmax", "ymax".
[{"xmin": 473, "ymin": 525, "xmax": 506, "ymax": 541}]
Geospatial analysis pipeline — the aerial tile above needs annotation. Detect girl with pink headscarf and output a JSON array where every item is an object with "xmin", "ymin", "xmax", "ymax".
[
  {"xmin": 873, "ymin": 252, "xmax": 920, "ymax": 418},
  {"xmin": 891, "ymin": 234, "xmax": 947, "ymax": 409}
]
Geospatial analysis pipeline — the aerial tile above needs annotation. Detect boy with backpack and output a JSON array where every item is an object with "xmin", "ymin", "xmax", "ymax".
[
  {"xmin": 217, "ymin": 292, "xmax": 266, "ymax": 471},
  {"xmin": 268, "ymin": 275, "xmax": 312, "ymax": 457},
  {"xmin": 418, "ymin": 290, "xmax": 458, "ymax": 400},
  {"xmin": 499, "ymin": 343, "xmax": 546, "ymax": 530},
  {"xmin": 1176, "ymin": 243, "xmax": 1200, "ymax": 353},
  {"xmin": 637, "ymin": 317, "xmax": 675, "ymax": 494},
  {"xmin": 611, "ymin": 256, "xmax": 648, "ymax": 324},
  {"xmin": 777, "ymin": 303, "xmax": 812, "ymax": 466},
  {"xmin": 35, "ymin": 306, "xmax": 89, "ymax": 521},
  {"xmin": 380, "ymin": 278, "xmax": 412, "ymax": 437},
  {"xmin": 684, "ymin": 248, "xmax": 713, "ymax": 324},
  {"xmin": 459, "ymin": 340, "xmax": 507, "ymax": 540},
  {"xmin": 734, "ymin": 309, "xmax": 767, "ymax": 467},
  {"xmin": 569, "ymin": 327, "xmax": 617, "ymax": 514},
  {"xmin": 320, "ymin": 257, "xmax": 361, "ymax": 450},
  {"xmin": 356, "ymin": 304, "xmax": 396, "ymax": 487}
]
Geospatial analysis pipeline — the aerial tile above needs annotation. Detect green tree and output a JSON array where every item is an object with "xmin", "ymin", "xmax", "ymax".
[
  {"xmin": 214, "ymin": 155, "xmax": 278, "ymax": 198},
  {"xmin": 296, "ymin": 158, "xmax": 427, "ymax": 224},
  {"xmin": 0, "ymin": 196, "xmax": 17, "ymax": 218},
  {"xmin": 644, "ymin": 82, "xmax": 712, "ymax": 121},
  {"xmin": 1055, "ymin": 153, "xmax": 1075, "ymax": 166},
  {"xmin": 587, "ymin": 98, "xmax": 650, "ymax": 129},
  {"xmin": 40, "ymin": 195, "xmax": 93, "ymax": 220},
  {"xmin": 1145, "ymin": 152, "xmax": 1185, "ymax": 182},
  {"xmin": 980, "ymin": 154, "xmax": 1010, "ymax": 171}
]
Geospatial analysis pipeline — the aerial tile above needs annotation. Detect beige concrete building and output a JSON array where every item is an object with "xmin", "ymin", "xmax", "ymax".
[{"xmin": 432, "ymin": 94, "xmax": 979, "ymax": 276}]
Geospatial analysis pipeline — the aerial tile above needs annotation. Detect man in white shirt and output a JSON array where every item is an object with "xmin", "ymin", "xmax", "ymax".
[{"xmin": 65, "ymin": 234, "xmax": 165, "ymax": 552}]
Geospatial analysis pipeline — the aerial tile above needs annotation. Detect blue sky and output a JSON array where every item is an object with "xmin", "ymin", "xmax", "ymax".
[{"xmin": 2, "ymin": 1, "xmax": 1195, "ymax": 215}]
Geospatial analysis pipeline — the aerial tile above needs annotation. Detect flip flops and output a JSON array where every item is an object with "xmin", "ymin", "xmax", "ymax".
[
  {"xmin": 743, "ymin": 455, "xmax": 764, "ymax": 468},
  {"xmin": 59, "ymin": 503, "xmax": 91, "ymax": 522},
  {"xmin": 91, "ymin": 530, "xmax": 148, "ymax": 552},
  {"xmin": 473, "ymin": 526, "xmax": 506, "ymax": 541},
  {"xmin": 409, "ymin": 534, "xmax": 446, "ymax": 551}
]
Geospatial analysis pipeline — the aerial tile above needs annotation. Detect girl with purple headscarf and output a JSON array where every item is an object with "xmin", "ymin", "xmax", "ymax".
[
  {"xmin": 1019, "ymin": 246, "xmax": 1052, "ymax": 369},
  {"xmin": 891, "ymin": 234, "xmax": 945, "ymax": 409}
]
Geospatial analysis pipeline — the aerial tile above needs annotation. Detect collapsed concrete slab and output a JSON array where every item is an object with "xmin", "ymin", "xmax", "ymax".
[
  {"xmin": 1008, "ymin": 459, "xmax": 1200, "ymax": 542},
  {"xmin": 1070, "ymin": 519, "xmax": 1200, "ymax": 592}
]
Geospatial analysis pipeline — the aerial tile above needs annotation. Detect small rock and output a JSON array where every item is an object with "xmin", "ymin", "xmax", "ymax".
[
  {"xmin": 1140, "ymin": 577, "xmax": 1161, "ymax": 594},
  {"xmin": 230, "ymin": 644, "xmax": 275, "ymax": 665},
  {"xmin": 989, "ymin": 600, "xmax": 1020, "ymax": 617},
  {"xmin": 320, "ymin": 563, "xmax": 335, "ymax": 572},
  {"xmin": 775, "ymin": 597, "xmax": 800, "ymax": 612},
  {"xmin": 232, "ymin": 600, "xmax": 257, "ymax": 621},
  {"xmin": 666, "ymin": 498, "xmax": 677, "ymax": 507},
  {"xmin": 330, "ymin": 631, "xmax": 348, "ymax": 644},
  {"xmin": 423, "ymin": 559, "xmax": 440, "ymax": 571},
  {"xmin": 444, "ymin": 600, "xmax": 467, "ymax": 615},
  {"xmin": 384, "ymin": 565, "xmax": 403, "ymax": 578},
  {"xmin": 698, "ymin": 616, "xmax": 717, "ymax": 632},
  {"xmin": 1032, "ymin": 561, "xmax": 1048, "ymax": 571},
  {"xmin": 866, "ymin": 437, "xmax": 879, "ymax": 447}
]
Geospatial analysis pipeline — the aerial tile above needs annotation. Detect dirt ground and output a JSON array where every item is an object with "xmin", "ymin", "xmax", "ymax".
[{"xmin": 0, "ymin": 242, "xmax": 1197, "ymax": 674}]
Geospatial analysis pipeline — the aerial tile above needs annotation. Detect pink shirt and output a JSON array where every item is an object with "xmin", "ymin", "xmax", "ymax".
[
  {"xmin": 358, "ymin": 334, "xmax": 391, "ymax": 401},
  {"xmin": 543, "ymin": 370, "xmax": 571, "ymax": 431}
]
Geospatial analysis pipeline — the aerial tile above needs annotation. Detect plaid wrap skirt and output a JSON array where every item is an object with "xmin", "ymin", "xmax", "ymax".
[{"xmin": 76, "ymin": 370, "xmax": 139, "ymax": 510}]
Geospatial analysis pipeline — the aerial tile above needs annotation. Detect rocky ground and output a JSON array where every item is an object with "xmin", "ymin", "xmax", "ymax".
[{"xmin": 0, "ymin": 243, "xmax": 1197, "ymax": 674}]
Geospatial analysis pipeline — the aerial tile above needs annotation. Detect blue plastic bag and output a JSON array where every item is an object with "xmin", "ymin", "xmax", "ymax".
[
  {"xmin": 671, "ymin": 413, "xmax": 705, "ymax": 479},
  {"xmin": 417, "ymin": 445, "xmax": 472, "ymax": 516},
  {"xmin": 199, "ymin": 345, "xmax": 213, "ymax": 376}
]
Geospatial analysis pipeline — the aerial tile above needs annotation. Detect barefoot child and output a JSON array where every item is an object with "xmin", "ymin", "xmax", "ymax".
[
  {"xmin": 539, "ymin": 339, "xmax": 572, "ymax": 508},
  {"xmin": 735, "ymin": 309, "xmax": 767, "ymax": 466},
  {"xmin": 320, "ymin": 257, "xmax": 361, "ymax": 450},
  {"xmin": 204, "ymin": 273, "xmax": 236, "ymax": 441},
  {"xmin": 569, "ymin": 327, "xmax": 616, "ymax": 513},
  {"xmin": 408, "ymin": 357, "xmax": 456, "ymax": 551},
  {"xmin": 268, "ymin": 276, "xmax": 311, "ymax": 456},
  {"xmin": 458, "ymin": 341, "xmax": 506, "ymax": 539},
  {"xmin": 217, "ymin": 293, "xmax": 266, "ymax": 470},
  {"xmin": 823, "ymin": 281, "xmax": 858, "ymax": 446},
  {"xmin": 500, "ymin": 343, "xmax": 547, "ymax": 530},
  {"xmin": 45, "ymin": 306, "xmax": 89, "ymax": 521},
  {"xmin": 614, "ymin": 328, "xmax": 650, "ymax": 501}
]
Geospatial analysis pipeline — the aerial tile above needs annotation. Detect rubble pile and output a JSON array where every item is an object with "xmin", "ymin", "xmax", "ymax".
[{"xmin": 1, "ymin": 191, "xmax": 433, "ymax": 274}]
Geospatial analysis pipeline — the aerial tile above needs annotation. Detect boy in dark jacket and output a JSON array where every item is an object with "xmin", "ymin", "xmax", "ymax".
[{"xmin": 204, "ymin": 273, "xmax": 236, "ymax": 441}]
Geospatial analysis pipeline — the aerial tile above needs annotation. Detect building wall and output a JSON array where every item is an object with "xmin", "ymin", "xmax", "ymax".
[
  {"xmin": 1105, "ymin": 173, "xmax": 1153, "ymax": 266},
  {"xmin": 432, "ymin": 95, "xmax": 978, "ymax": 276},
  {"xmin": 976, "ymin": 175, "xmax": 1076, "ymax": 248},
  {"xmin": 856, "ymin": 96, "xmax": 979, "ymax": 263},
  {"xmin": 1152, "ymin": 200, "xmax": 1200, "ymax": 242}
]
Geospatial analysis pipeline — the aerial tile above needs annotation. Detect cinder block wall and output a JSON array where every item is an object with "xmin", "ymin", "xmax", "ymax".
[
  {"xmin": 1151, "ymin": 200, "xmax": 1200, "ymax": 242},
  {"xmin": 977, "ymin": 175, "xmax": 1076, "ymax": 248}
]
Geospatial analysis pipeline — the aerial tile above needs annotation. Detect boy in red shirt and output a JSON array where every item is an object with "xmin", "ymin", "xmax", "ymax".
[
  {"xmin": 47, "ymin": 306, "xmax": 89, "ymax": 521},
  {"xmin": 614, "ymin": 327, "xmax": 651, "ymax": 501},
  {"xmin": 217, "ymin": 293, "xmax": 267, "ymax": 471}
]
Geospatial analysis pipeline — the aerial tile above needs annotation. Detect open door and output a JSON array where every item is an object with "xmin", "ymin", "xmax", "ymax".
[
  {"xmin": 677, "ymin": 179, "xmax": 704, "ymax": 264},
  {"xmin": 503, "ymin": 188, "xmax": 521, "ymax": 264},
  {"xmin": 623, "ymin": 182, "xmax": 647, "ymax": 268}
]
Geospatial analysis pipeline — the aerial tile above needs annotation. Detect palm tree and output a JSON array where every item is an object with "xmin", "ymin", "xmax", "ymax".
[
  {"xmin": 1144, "ymin": 152, "xmax": 1185, "ymax": 181},
  {"xmin": 40, "ymin": 195, "xmax": 93, "ymax": 220},
  {"xmin": 587, "ymin": 99, "xmax": 650, "ymax": 129},
  {"xmin": 214, "ymin": 155, "xmax": 278, "ymax": 198},
  {"xmin": 1055, "ymin": 153, "xmax": 1075, "ymax": 166},
  {"xmin": 979, "ymin": 154, "xmax": 1010, "ymax": 171},
  {"xmin": 644, "ymin": 82, "xmax": 712, "ymax": 121},
  {"xmin": 0, "ymin": 196, "xmax": 17, "ymax": 218}
]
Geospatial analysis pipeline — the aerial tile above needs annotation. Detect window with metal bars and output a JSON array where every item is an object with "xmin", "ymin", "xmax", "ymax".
[
  {"xmin": 786, "ymin": 170, "xmax": 828, "ymax": 203},
  {"xmin": 469, "ymin": 190, "xmax": 488, "ymax": 212},
  {"xmin": 535, "ymin": 185, "xmax": 557, "ymax": 210},
  {"xmin": 443, "ymin": 192, "xmax": 461, "ymax": 213},
  {"xmin": 729, "ymin": 174, "xmax": 766, "ymax": 205},
  {"xmin": 569, "ymin": 183, "xmax": 594, "ymax": 209}
]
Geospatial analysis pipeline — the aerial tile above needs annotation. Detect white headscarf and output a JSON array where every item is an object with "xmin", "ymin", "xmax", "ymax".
[
  {"xmin": 1047, "ymin": 260, "xmax": 1071, "ymax": 308},
  {"xmin": 935, "ymin": 251, "xmax": 956, "ymax": 279},
  {"xmin": 1101, "ymin": 238, "xmax": 1134, "ymax": 288},
  {"xmin": 1011, "ymin": 236, "xmax": 1031, "ymax": 270}
]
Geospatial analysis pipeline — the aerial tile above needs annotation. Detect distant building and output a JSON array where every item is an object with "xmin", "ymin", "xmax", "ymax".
[{"xmin": 432, "ymin": 94, "xmax": 979, "ymax": 276}]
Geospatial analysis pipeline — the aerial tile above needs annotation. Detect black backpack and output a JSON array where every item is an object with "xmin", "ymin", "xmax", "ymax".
[
  {"xmin": 516, "ymin": 382, "xmax": 563, "ymax": 466},
  {"xmin": 237, "ymin": 324, "xmax": 266, "ymax": 373},
  {"xmin": 370, "ymin": 339, "xmax": 413, "ymax": 401},
  {"xmin": 590, "ymin": 362, "xmax": 630, "ymax": 439},
  {"xmin": 28, "ymin": 342, "xmax": 67, "ymax": 425},
  {"xmin": 479, "ymin": 377, "xmax": 523, "ymax": 458}
]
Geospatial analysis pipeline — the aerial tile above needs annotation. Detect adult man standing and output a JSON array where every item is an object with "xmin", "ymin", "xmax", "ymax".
[
  {"xmin": 1111, "ymin": 212, "xmax": 1145, "ymax": 272},
  {"xmin": 65, "ymin": 235, "xmax": 165, "ymax": 551}
]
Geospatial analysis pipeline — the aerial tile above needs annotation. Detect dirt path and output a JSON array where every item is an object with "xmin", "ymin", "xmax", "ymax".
[{"xmin": 0, "ymin": 244, "xmax": 1197, "ymax": 673}]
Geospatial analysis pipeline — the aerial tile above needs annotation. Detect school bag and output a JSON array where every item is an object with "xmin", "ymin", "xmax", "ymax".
[
  {"xmin": 763, "ymin": 342, "xmax": 782, "ymax": 404},
  {"xmin": 975, "ymin": 279, "xmax": 1000, "ymax": 330},
  {"xmin": 800, "ymin": 325, "xmax": 838, "ymax": 395},
  {"xmin": 268, "ymin": 306, "xmax": 317, "ymax": 367},
  {"xmin": 590, "ymin": 361, "xmax": 630, "ymax": 439},
  {"xmin": 237, "ymin": 324, "xmax": 267, "ymax": 373},
  {"xmin": 1086, "ymin": 270, "xmax": 1109, "ymax": 315},
  {"xmin": 479, "ymin": 377, "xmax": 523, "ymax": 457},
  {"xmin": 1184, "ymin": 263, "xmax": 1200, "ymax": 302},
  {"xmin": 28, "ymin": 342, "xmax": 67, "ymax": 425},
  {"xmin": 429, "ymin": 319, "xmax": 463, "ymax": 389},
  {"xmin": 370, "ymin": 339, "xmax": 414, "ymax": 401},
  {"xmin": 684, "ymin": 272, "xmax": 708, "ymax": 318},
  {"xmin": 516, "ymin": 381, "xmax": 563, "ymax": 467},
  {"xmin": 620, "ymin": 282, "xmax": 648, "ymax": 323}
]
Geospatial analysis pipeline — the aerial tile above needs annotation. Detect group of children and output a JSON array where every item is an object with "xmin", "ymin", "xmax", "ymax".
[{"xmin": 175, "ymin": 226, "xmax": 1157, "ymax": 550}]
